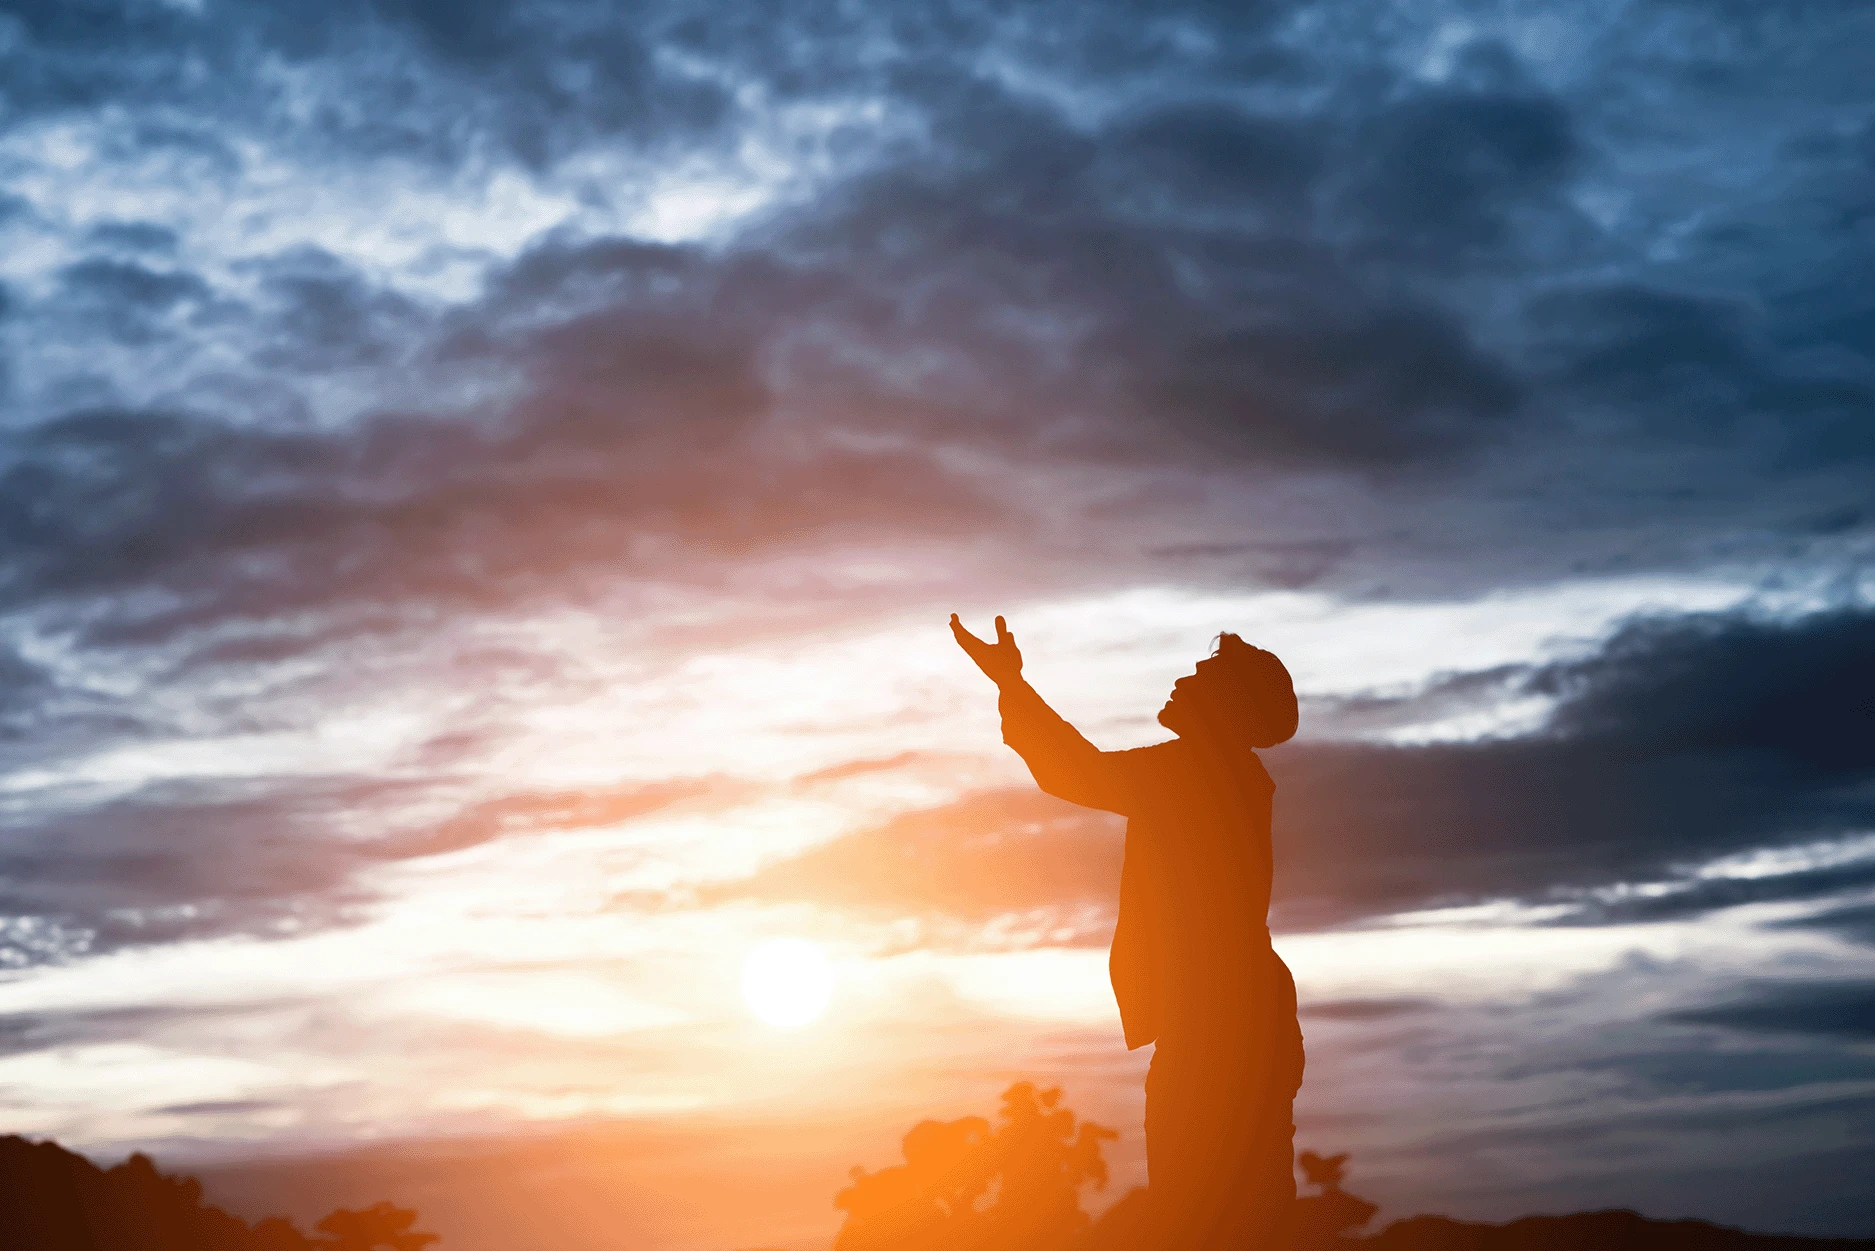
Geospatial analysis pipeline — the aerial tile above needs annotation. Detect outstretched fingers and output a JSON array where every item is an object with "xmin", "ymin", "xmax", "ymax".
[{"xmin": 952, "ymin": 613, "xmax": 1020, "ymax": 684}]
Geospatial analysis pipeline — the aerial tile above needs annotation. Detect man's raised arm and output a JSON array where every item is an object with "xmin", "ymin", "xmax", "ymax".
[{"xmin": 951, "ymin": 614, "xmax": 1142, "ymax": 814}]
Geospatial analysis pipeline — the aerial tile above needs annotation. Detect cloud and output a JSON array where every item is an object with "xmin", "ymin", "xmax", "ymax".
[
  {"xmin": 0, "ymin": 642, "xmax": 52, "ymax": 723},
  {"xmin": 0, "ymin": 766, "xmax": 757, "ymax": 968},
  {"xmin": 151, "ymin": 1098, "xmax": 283, "ymax": 1117},
  {"xmin": 0, "ymin": 391, "xmax": 1004, "ymax": 645},
  {"xmin": 1671, "ymin": 980, "xmax": 1875, "ymax": 1042},
  {"xmin": 0, "ymin": 779, "xmax": 376, "ymax": 963},
  {"xmin": 52, "ymin": 257, "xmax": 213, "ymax": 346},
  {"xmin": 3, "ymin": 0, "xmax": 1870, "ymax": 660},
  {"xmin": 1549, "ymin": 856, "xmax": 1875, "ymax": 928},
  {"xmin": 1299, "ymin": 998, "xmax": 1436, "ymax": 1022},
  {"xmin": 0, "ymin": 0, "xmax": 732, "ymax": 170},
  {"xmin": 365, "ymin": 777, "xmax": 739, "ymax": 861},
  {"xmin": 1772, "ymin": 901, "xmax": 1875, "ymax": 946},
  {"xmin": 0, "ymin": 1004, "xmax": 188, "ymax": 1057},
  {"xmin": 704, "ymin": 787, "xmax": 1122, "ymax": 936},
  {"xmin": 1528, "ymin": 283, "xmax": 1875, "ymax": 468},
  {"xmin": 246, "ymin": 247, "xmax": 429, "ymax": 373},
  {"xmin": 1270, "ymin": 606, "xmax": 1875, "ymax": 923},
  {"xmin": 1345, "ymin": 75, "xmax": 1579, "ymax": 262}
]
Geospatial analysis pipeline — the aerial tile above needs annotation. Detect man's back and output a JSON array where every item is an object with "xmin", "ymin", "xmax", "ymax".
[{"xmin": 1113, "ymin": 737, "xmax": 1282, "ymax": 1045}]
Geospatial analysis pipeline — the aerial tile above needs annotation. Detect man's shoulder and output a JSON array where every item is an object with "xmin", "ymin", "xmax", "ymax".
[
  {"xmin": 1159, "ymin": 739, "xmax": 1276, "ymax": 790},
  {"xmin": 1114, "ymin": 738, "xmax": 1185, "ymax": 766}
]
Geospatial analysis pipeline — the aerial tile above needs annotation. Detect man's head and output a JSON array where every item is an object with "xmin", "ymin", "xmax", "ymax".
[{"xmin": 1157, "ymin": 634, "xmax": 1298, "ymax": 748}]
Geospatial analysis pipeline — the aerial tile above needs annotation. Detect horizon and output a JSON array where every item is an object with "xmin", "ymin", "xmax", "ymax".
[{"xmin": 0, "ymin": 0, "xmax": 1871, "ymax": 1248}]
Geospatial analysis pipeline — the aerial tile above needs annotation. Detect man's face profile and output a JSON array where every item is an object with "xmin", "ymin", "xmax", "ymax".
[{"xmin": 1158, "ymin": 657, "xmax": 1227, "ymax": 737}]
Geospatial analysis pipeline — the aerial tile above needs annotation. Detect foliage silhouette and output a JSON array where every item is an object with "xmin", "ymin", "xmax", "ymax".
[
  {"xmin": 1293, "ymin": 1149, "xmax": 1380, "ymax": 1247},
  {"xmin": 834, "ymin": 1091, "xmax": 1875, "ymax": 1251},
  {"xmin": 834, "ymin": 1081, "xmax": 1116, "ymax": 1251},
  {"xmin": 0, "ymin": 1134, "xmax": 435, "ymax": 1251},
  {"xmin": 315, "ymin": 1202, "xmax": 440, "ymax": 1251}
]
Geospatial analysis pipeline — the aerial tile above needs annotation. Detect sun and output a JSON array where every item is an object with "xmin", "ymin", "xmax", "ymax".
[{"xmin": 741, "ymin": 937, "xmax": 834, "ymax": 1029}]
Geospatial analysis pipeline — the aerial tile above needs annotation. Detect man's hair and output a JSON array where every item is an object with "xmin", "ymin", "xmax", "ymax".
[{"xmin": 1209, "ymin": 632, "xmax": 1298, "ymax": 748}]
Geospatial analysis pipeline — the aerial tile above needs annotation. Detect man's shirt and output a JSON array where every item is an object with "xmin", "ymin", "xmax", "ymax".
[{"xmin": 998, "ymin": 679, "xmax": 1281, "ymax": 1050}]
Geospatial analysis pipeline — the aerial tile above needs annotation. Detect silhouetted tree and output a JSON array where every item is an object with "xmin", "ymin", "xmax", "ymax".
[
  {"xmin": 0, "ymin": 1135, "xmax": 437, "ymax": 1251},
  {"xmin": 984, "ymin": 1083, "xmax": 1116, "ymax": 1251},
  {"xmin": 834, "ymin": 1082, "xmax": 1115, "ymax": 1251},
  {"xmin": 835, "ymin": 1114, "xmax": 995, "ymax": 1251}
]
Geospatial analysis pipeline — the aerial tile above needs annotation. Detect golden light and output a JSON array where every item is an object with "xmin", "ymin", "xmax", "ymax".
[{"xmin": 741, "ymin": 938, "xmax": 834, "ymax": 1029}]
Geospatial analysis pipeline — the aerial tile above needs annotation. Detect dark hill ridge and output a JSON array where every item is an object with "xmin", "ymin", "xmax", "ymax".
[
  {"xmin": 1080, "ymin": 1192, "xmax": 1875, "ymax": 1251},
  {"xmin": 1359, "ymin": 1211, "xmax": 1875, "ymax": 1251}
]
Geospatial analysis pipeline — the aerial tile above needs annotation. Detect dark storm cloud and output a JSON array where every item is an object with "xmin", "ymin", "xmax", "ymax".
[
  {"xmin": 0, "ymin": 779, "xmax": 377, "ymax": 963},
  {"xmin": 246, "ymin": 247, "xmax": 429, "ymax": 373},
  {"xmin": 1549, "ymin": 857, "xmax": 1875, "ymax": 928},
  {"xmin": 0, "ymin": 1000, "xmax": 316, "ymax": 1060},
  {"xmin": 1271, "ymin": 606, "xmax": 1875, "ymax": 924},
  {"xmin": 1345, "ymin": 78, "xmax": 1579, "ymax": 263},
  {"xmin": 0, "ymin": 644, "xmax": 149, "ymax": 778},
  {"xmin": 0, "ymin": 0, "xmax": 732, "ymax": 169},
  {"xmin": 152, "ymin": 1099, "xmax": 284, "ymax": 1117},
  {"xmin": 50, "ymin": 256, "xmax": 214, "ymax": 347},
  {"xmin": 1536, "ymin": 607, "xmax": 1875, "ymax": 772},
  {"xmin": 0, "ymin": 642, "xmax": 51, "ymax": 720},
  {"xmin": 1542, "ymin": 1043, "xmax": 1875, "ymax": 1098},
  {"xmin": 1528, "ymin": 283, "xmax": 1875, "ymax": 465},
  {"xmin": 4, "ymin": 0, "xmax": 1869, "ymax": 651},
  {"xmin": 745, "ymin": 76, "xmax": 1543, "ymax": 472},
  {"xmin": 0, "ymin": 386, "xmax": 1001, "ymax": 645},
  {"xmin": 1299, "ymin": 998, "xmax": 1437, "ymax": 1022},
  {"xmin": 1671, "ymin": 980, "xmax": 1875, "ymax": 1041},
  {"xmin": 370, "ymin": 63, "xmax": 1566, "ymax": 580},
  {"xmin": 8, "ymin": 210, "xmax": 1091, "ymax": 641},
  {"xmin": 0, "ymin": 1004, "xmax": 191, "ymax": 1058},
  {"xmin": 1772, "ymin": 902, "xmax": 1875, "ymax": 946},
  {"xmin": 84, "ymin": 220, "xmax": 180, "ymax": 254}
]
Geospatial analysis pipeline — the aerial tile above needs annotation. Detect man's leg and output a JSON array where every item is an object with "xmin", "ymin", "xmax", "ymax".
[{"xmin": 1146, "ymin": 1018, "xmax": 1304, "ymax": 1249}]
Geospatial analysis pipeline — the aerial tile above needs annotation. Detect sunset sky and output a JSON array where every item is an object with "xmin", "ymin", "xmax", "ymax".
[{"xmin": 0, "ymin": 0, "xmax": 1872, "ymax": 1247}]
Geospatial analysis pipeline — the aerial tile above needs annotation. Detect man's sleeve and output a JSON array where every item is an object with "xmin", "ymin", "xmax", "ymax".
[{"xmin": 998, "ymin": 679, "xmax": 1159, "ymax": 815}]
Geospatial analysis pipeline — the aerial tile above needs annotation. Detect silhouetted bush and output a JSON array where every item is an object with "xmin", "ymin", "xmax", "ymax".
[
  {"xmin": 1294, "ymin": 1149, "xmax": 1380, "ymax": 1248},
  {"xmin": 836, "ymin": 1092, "xmax": 1875, "ymax": 1251},
  {"xmin": 0, "ymin": 1135, "xmax": 436, "ymax": 1251},
  {"xmin": 835, "ymin": 1081, "xmax": 1115, "ymax": 1251}
]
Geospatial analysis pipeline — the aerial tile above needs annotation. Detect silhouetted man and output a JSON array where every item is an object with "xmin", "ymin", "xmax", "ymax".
[{"xmin": 952, "ymin": 614, "xmax": 1303, "ymax": 1250}]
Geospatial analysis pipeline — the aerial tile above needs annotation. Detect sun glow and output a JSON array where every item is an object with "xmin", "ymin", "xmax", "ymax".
[{"xmin": 741, "ymin": 938, "xmax": 834, "ymax": 1029}]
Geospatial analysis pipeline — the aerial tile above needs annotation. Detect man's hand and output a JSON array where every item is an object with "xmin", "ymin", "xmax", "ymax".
[{"xmin": 950, "ymin": 613, "xmax": 1023, "ymax": 687}]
